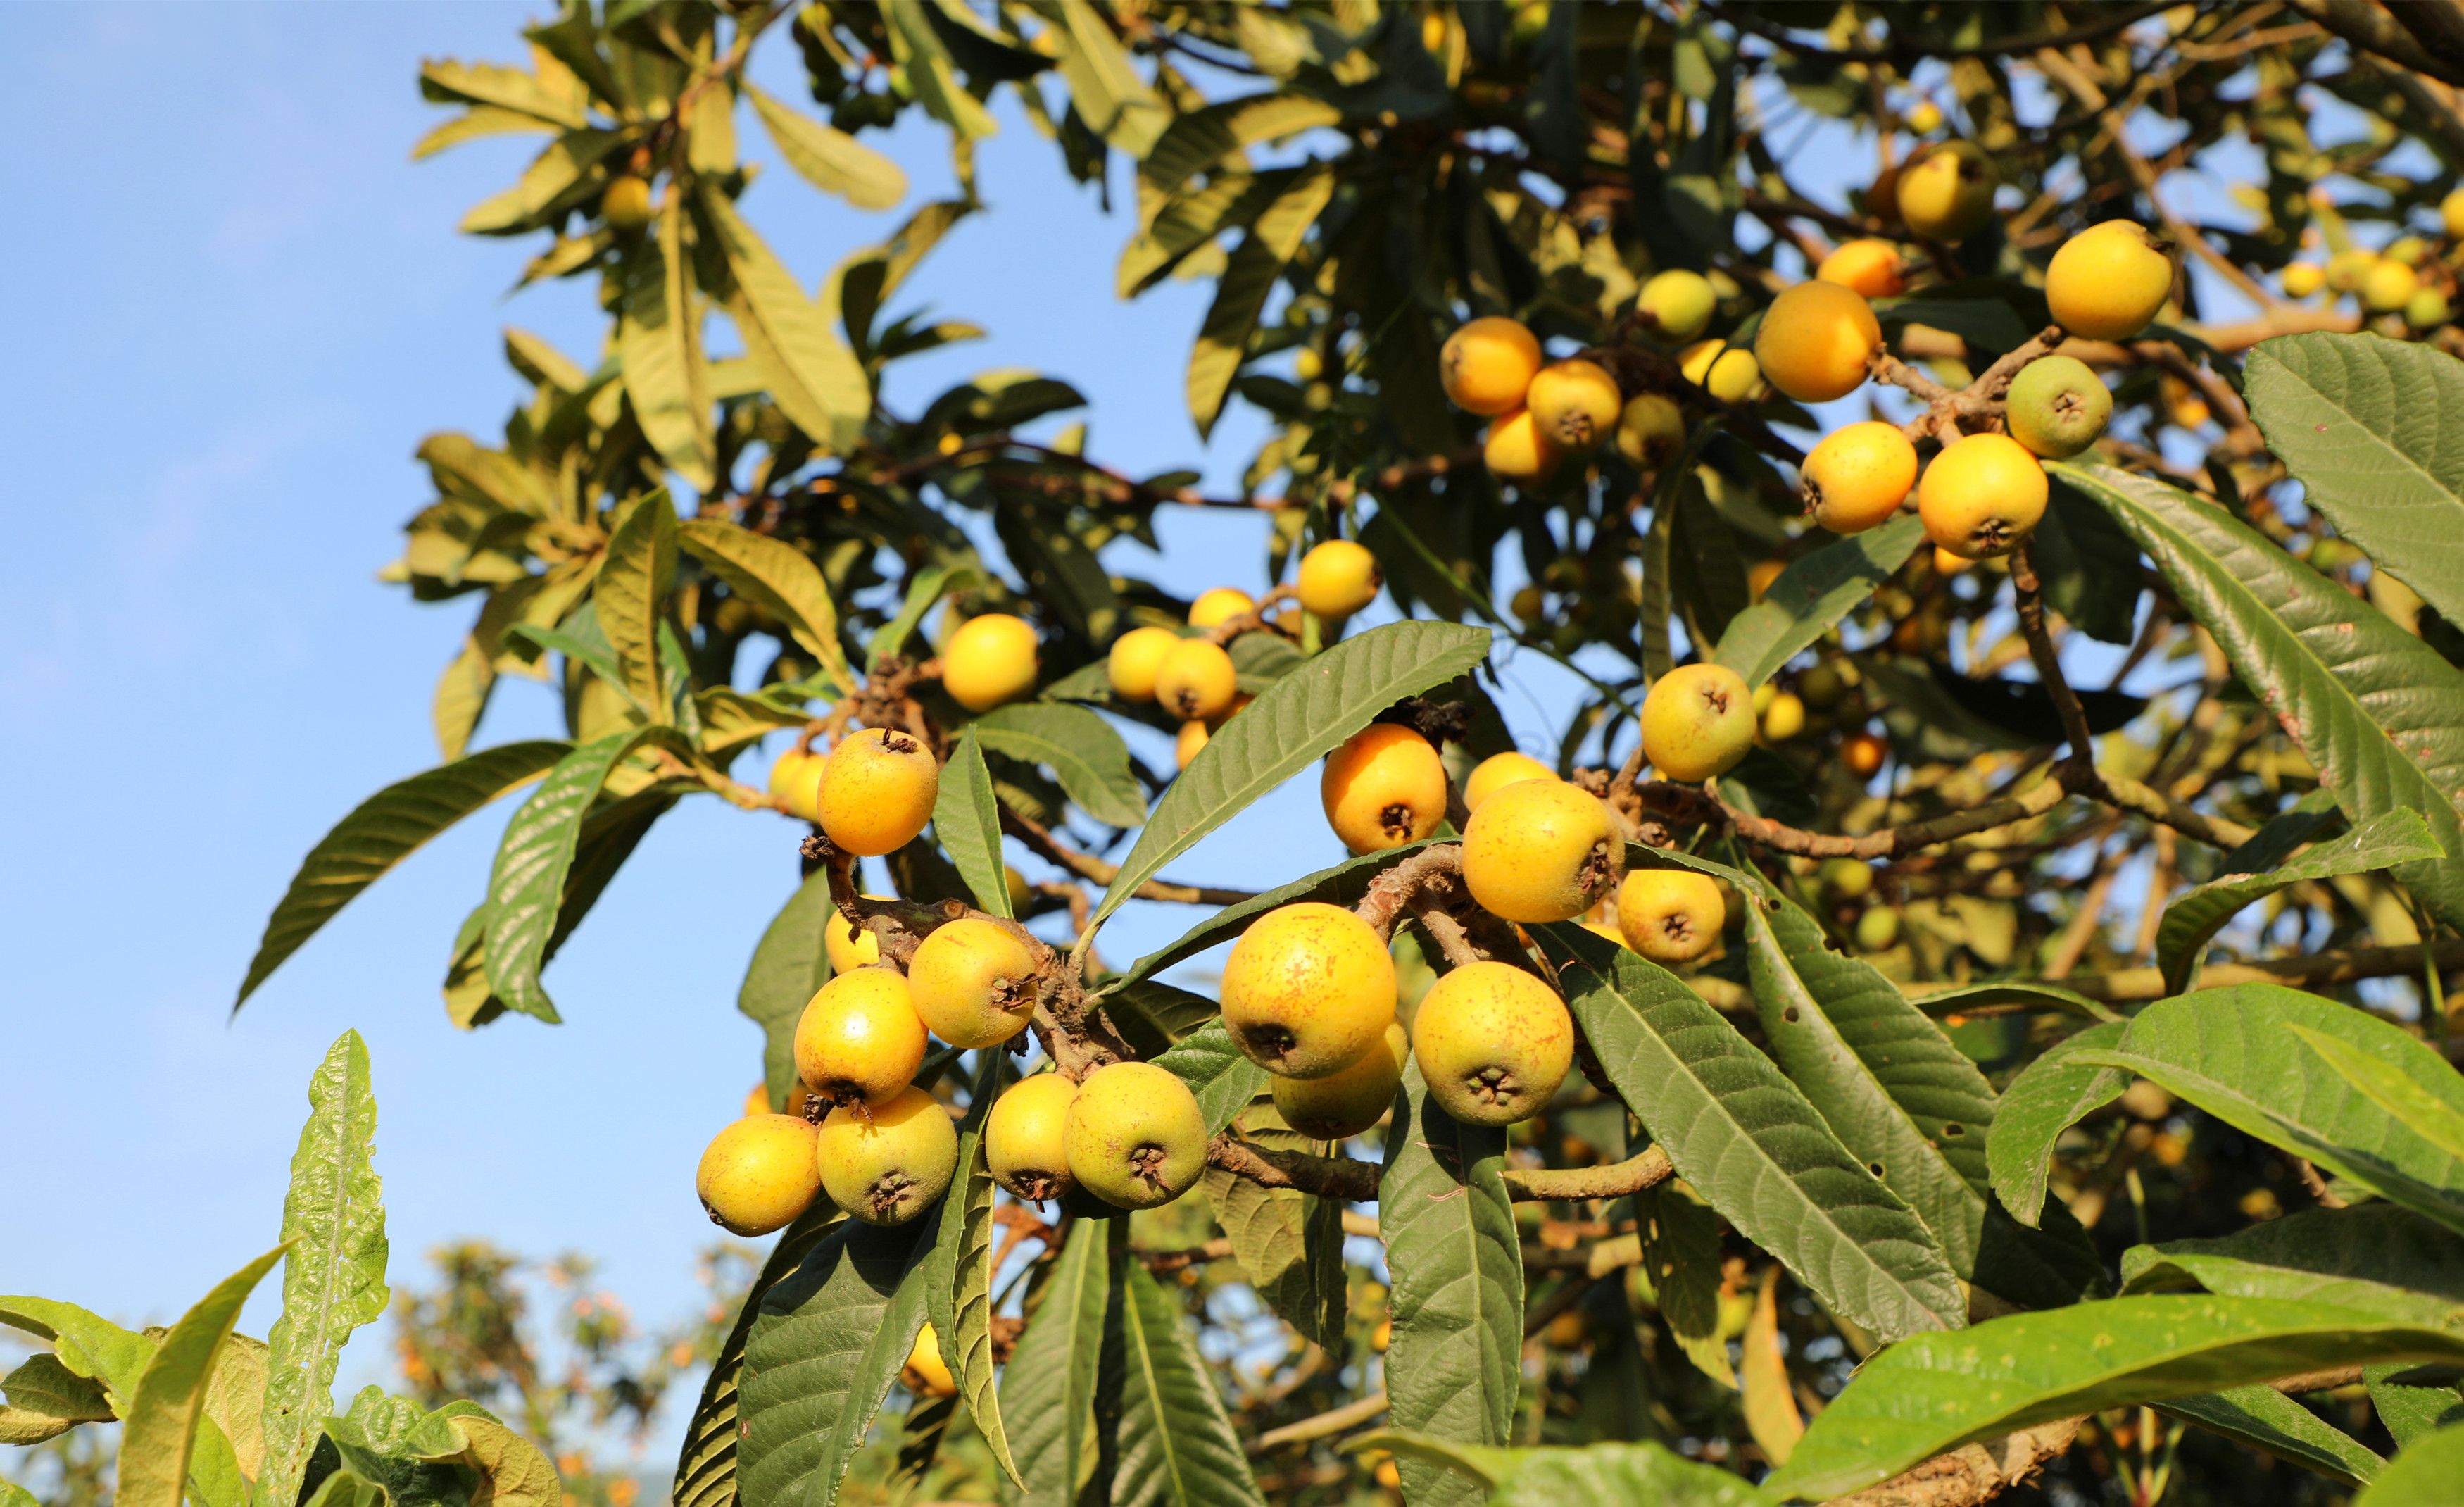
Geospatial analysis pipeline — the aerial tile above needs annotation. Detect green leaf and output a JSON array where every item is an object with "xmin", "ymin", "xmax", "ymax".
[
  {"xmin": 235, "ymin": 740, "xmax": 569, "ymax": 1010},
  {"xmin": 117, "ymin": 1246, "xmax": 289, "ymax": 1507},
  {"xmin": 619, "ymin": 195, "xmax": 717, "ymax": 491},
  {"xmin": 1186, "ymin": 163, "xmax": 1335, "ymax": 437},
  {"xmin": 2120, "ymin": 1203, "xmax": 2464, "ymax": 1327},
  {"xmin": 2156, "ymin": 808, "xmax": 2441, "ymax": 993},
  {"xmin": 1028, "ymin": 0, "xmax": 1169, "ymax": 154},
  {"xmin": 1902, "ymin": 979, "xmax": 2120, "ymax": 1025},
  {"xmin": 1102, "ymin": 842, "xmax": 1440, "ymax": 995},
  {"xmin": 2292, "ymin": 1023, "xmax": 2464, "ymax": 1165},
  {"xmin": 933, "ymin": 727, "xmax": 1012, "ymax": 918},
  {"xmin": 2359, "ymin": 1419, "xmax": 2464, "ymax": 1504},
  {"xmin": 677, "ymin": 517, "xmax": 854, "ymax": 698},
  {"xmin": 1743, "ymin": 894, "xmax": 1990, "ymax": 1280},
  {"xmin": 2158, "ymin": 1385, "xmax": 2384, "ymax": 1486},
  {"xmin": 0, "ymin": 1353, "xmax": 113, "ymax": 1444},
  {"xmin": 925, "ymin": 1068, "xmax": 1019, "ymax": 1488},
  {"xmin": 880, "ymin": 0, "xmax": 995, "ymax": 140},
  {"xmin": 1987, "ymin": 1020, "xmax": 2130, "ymax": 1227},
  {"xmin": 673, "ymin": 1211, "xmax": 841, "ymax": 1507},
  {"xmin": 974, "ymin": 702, "xmax": 1145, "ymax": 828},
  {"xmin": 868, "ymin": 563, "xmax": 981, "ymax": 663},
  {"xmin": 258, "ymin": 1031, "xmax": 389, "ymax": 1507},
  {"xmin": 1005, "ymin": 1217, "xmax": 1112, "ymax": 1507},
  {"xmin": 0, "ymin": 1301, "xmax": 155, "ymax": 1406},
  {"xmin": 1085, "ymin": 620, "xmax": 1489, "ymax": 942},
  {"xmin": 1378, "ymin": 1063, "xmax": 1523, "ymax": 1507},
  {"xmin": 700, "ymin": 185, "xmax": 872, "ymax": 454},
  {"xmin": 1637, "ymin": 1182, "xmax": 1735, "ymax": 1386},
  {"xmin": 740, "ymin": 869, "xmax": 839, "ymax": 1108},
  {"xmin": 2070, "ymin": 987, "xmax": 2464, "ymax": 1236},
  {"xmin": 1112, "ymin": 1258, "xmax": 1269, "ymax": 1507},
  {"xmin": 1154, "ymin": 1021, "xmax": 1267, "ymax": 1136},
  {"xmin": 298, "ymin": 1468, "xmax": 388, "ymax": 1507},
  {"xmin": 1352, "ymin": 1432, "xmax": 1779, "ymax": 1506},
  {"xmin": 2052, "ymin": 461, "xmax": 2464, "ymax": 932},
  {"xmin": 418, "ymin": 58, "xmax": 589, "ymax": 127},
  {"xmin": 598, "ymin": 492, "xmax": 677, "ymax": 717},
  {"xmin": 482, "ymin": 727, "xmax": 686, "ymax": 1023},
  {"xmin": 1771, "ymin": 1295, "xmax": 2464, "ymax": 1501},
  {"xmin": 2370, "ymin": 1365, "xmax": 2464, "ymax": 1449},
  {"xmin": 434, "ymin": 636, "xmax": 493, "ymax": 761},
  {"xmin": 1541, "ymin": 925, "xmax": 1966, "ymax": 1340},
  {"xmin": 1201, "ymin": 1115, "xmax": 1344, "ymax": 1347},
  {"xmin": 413, "ymin": 1413, "xmax": 561, "ymax": 1506},
  {"xmin": 1711, "ymin": 514, "xmax": 1925, "ymax": 687},
  {"xmin": 1137, "ymin": 93, "xmax": 1341, "ymax": 201},
  {"xmin": 746, "ymin": 83, "xmax": 907, "ymax": 210},
  {"xmin": 738, "ymin": 1219, "xmax": 934, "ymax": 1507},
  {"xmin": 2246, "ymin": 331, "xmax": 2464, "ymax": 626}
]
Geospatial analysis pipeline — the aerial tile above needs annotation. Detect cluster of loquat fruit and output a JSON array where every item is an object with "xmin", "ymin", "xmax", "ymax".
[{"xmin": 2275, "ymin": 186, "xmax": 2464, "ymax": 333}]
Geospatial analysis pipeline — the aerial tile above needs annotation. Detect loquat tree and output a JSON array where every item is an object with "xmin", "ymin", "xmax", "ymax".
[{"xmin": 18, "ymin": 2, "xmax": 2464, "ymax": 1505}]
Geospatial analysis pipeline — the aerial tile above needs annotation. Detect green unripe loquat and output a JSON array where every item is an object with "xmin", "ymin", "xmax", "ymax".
[
  {"xmin": 1065, "ymin": 1061, "xmax": 1207, "ymax": 1209},
  {"xmin": 817, "ymin": 1085, "xmax": 959, "ymax": 1226},
  {"xmin": 1410, "ymin": 962, "xmax": 1573, "ymax": 1126},
  {"xmin": 2004, "ymin": 356, "xmax": 2113, "ymax": 460}
]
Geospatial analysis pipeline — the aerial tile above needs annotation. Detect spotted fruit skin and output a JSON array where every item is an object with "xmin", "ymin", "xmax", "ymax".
[
  {"xmin": 1221, "ymin": 902, "xmax": 1398, "ymax": 1079},
  {"xmin": 1462, "ymin": 750, "xmax": 1556, "ymax": 812},
  {"xmin": 2004, "ymin": 356, "xmax": 2113, "ymax": 460},
  {"xmin": 793, "ymin": 968, "xmax": 928, "ymax": 1108},
  {"xmin": 941, "ymin": 612, "xmax": 1040, "ymax": 711},
  {"xmin": 1188, "ymin": 587, "xmax": 1257, "ymax": 630},
  {"xmin": 1297, "ymin": 539, "xmax": 1383, "ymax": 618},
  {"xmin": 2046, "ymin": 220, "xmax": 2175, "ymax": 339},
  {"xmin": 1639, "ymin": 663, "xmax": 1756, "ymax": 782},
  {"xmin": 1615, "ymin": 870, "xmax": 1726, "ymax": 964},
  {"xmin": 1524, "ymin": 358, "xmax": 1623, "ymax": 451},
  {"xmin": 1410, "ymin": 962, "xmax": 1573, "ymax": 1126},
  {"xmin": 1440, "ymin": 317, "xmax": 1543, "ymax": 415},
  {"xmin": 817, "ymin": 1085, "xmax": 959, "ymax": 1226},
  {"xmin": 1636, "ymin": 269, "xmax": 1717, "ymax": 342},
  {"xmin": 1816, "ymin": 238, "xmax": 1906, "ymax": 299},
  {"xmin": 1800, "ymin": 420, "xmax": 1918, "ymax": 534},
  {"xmin": 986, "ymin": 1071, "xmax": 1079, "ymax": 1202},
  {"xmin": 1065, "ymin": 1061, "xmax": 1207, "ymax": 1209},
  {"xmin": 907, "ymin": 917, "xmax": 1038, "ymax": 1049},
  {"xmin": 1107, "ymin": 626, "xmax": 1181, "ymax": 702},
  {"xmin": 1321, "ymin": 724, "xmax": 1448, "ymax": 855},
  {"xmin": 1274, "ymin": 1020, "xmax": 1408, "ymax": 1140},
  {"xmin": 817, "ymin": 728, "xmax": 940, "ymax": 856},
  {"xmin": 1483, "ymin": 408, "xmax": 1561, "ymax": 484},
  {"xmin": 1155, "ymin": 639, "xmax": 1238, "ymax": 722},
  {"xmin": 1461, "ymin": 778, "xmax": 1623, "ymax": 924},
  {"xmin": 1917, "ymin": 432, "xmax": 2048, "ymax": 560},
  {"xmin": 1754, "ymin": 282, "xmax": 1882, "ymax": 404},
  {"xmin": 696, "ymin": 1113, "xmax": 823, "ymax": 1235}
]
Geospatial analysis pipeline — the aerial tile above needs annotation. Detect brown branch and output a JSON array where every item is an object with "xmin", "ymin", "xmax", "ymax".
[
  {"xmin": 1821, "ymin": 1418, "xmax": 2083, "ymax": 1507},
  {"xmin": 1406, "ymin": 889, "xmax": 1488, "ymax": 969},
  {"xmin": 2009, "ymin": 545, "xmax": 2101, "ymax": 773},
  {"xmin": 2032, "ymin": 935, "xmax": 2464, "ymax": 1003},
  {"xmin": 1721, "ymin": 769, "xmax": 2075, "ymax": 860},
  {"xmin": 1502, "ymin": 1146, "xmax": 1675, "ymax": 1202},
  {"xmin": 1207, "ymin": 1134, "xmax": 1676, "ymax": 1206},
  {"xmin": 997, "ymin": 799, "xmax": 1257, "ymax": 906},
  {"xmin": 1353, "ymin": 844, "xmax": 1466, "ymax": 938}
]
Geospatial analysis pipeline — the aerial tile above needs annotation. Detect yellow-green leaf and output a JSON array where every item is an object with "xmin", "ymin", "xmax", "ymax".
[
  {"xmin": 747, "ymin": 83, "xmax": 907, "ymax": 210},
  {"xmin": 675, "ymin": 518, "xmax": 853, "ymax": 696},
  {"xmin": 597, "ymin": 492, "xmax": 677, "ymax": 717},
  {"xmin": 117, "ymin": 1247, "xmax": 289, "ymax": 1507}
]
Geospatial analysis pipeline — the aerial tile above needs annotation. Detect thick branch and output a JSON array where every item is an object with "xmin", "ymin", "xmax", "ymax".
[
  {"xmin": 1207, "ymin": 1134, "xmax": 1676, "ymax": 1206},
  {"xmin": 1353, "ymin": 844, "xmax": 1466, "ymax": 938},
  {"xmin": 2009, "ymin": 546, "xmax": 2102, "ymax": 771}
]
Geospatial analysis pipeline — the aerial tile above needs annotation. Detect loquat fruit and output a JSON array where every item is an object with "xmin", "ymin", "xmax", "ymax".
[
  {"xmin": 1524, "ymin": 358, "xmax": 1623, "ymax": 451},
  {"xmin": 768, "ymin": 746, "xmax": 824, "ymax": 823},
  {"xmin": 2046, "ymin": 221, "xmax": 2175, "ymax": 340},
  {"xmin": 1174, "ymin": 718, "xmax": 1209, "ymax": 770},
  {"xmin": 794, "ymin": 967, "xmax": 929, "ymax": 1108},
  {"xmin": 2408, "ymin": 288, "xmax": 2451, "ymax": 329},
  {"xmin": 1614, "ymin": 392, "xmax": 1685, "ymax": 468},
  {"xmin": 1746, "ymin": 559, "xmax": 1785, "ymax": 601},
  {"xmin": 817, "ymin": 727, "xmax": 940, "ymax": 857},
  {"xmin": 1483, "ymin": 408, "xmax": 1561, "ymax": 484},
  {"xmin": 1188, "ymin": 587, "xmax": 1257, "ymax": 630},
  {"xmin": 1635, "ymin": 268, "xmax": 1718, "ymax": 342},
  {"xmin": 1800, "ymin": 420, "xmax": 1918, "ymax": 534},
  {"xmin": 1222, "ymin": 901, "xmax": 1399, "ymax": 1079},
  {"xmin": 1816, "ymin": 238, "xmax": 1907, "ymax": 300},
  {"xmin": 1895, "ymin": 141, "xmax": 1997, "ymax": 244},
  {"xmin": 2004, "ymin": 355, "xmax": 2112, "ymax": 459},
  {"xmin": 603, "ymin": 174, "xmax": 655, "ymax": 234},
  {"xmin": 2282, "ymin": 262, "xmax": 2325, "ymax": 299},
  {"xmin": 1321, "ymin": 724, "xmax": 1449, "ymax": 855},
  {"xmin": 1854, "ymin": 906, "xmax": 1903, "ymax": 952},
  {"xmin": 2363, "ymin": 258, "xmax": 2420, "ymax": 314},
  {"xmin": 1461, "ymin": 778, "xmax": 1623, "ymax": 923},
  {"xmin": 1066, "ymin": 1061, "xmax": 1207, "ymax": 1209},
  {"xmin": 2446, "ymin": 187, "xmax": 2464, "ymax": 239},
  {"xmin": 1755, "ymin": 281, "xmax": 1882, "ymax": 404},
  {"xmin": 986, "ymin": 1071, "xmax": 1079, "ymax": 1202},
  {"xmin": 907, "ymin": 917, "xmax": 1038, "ymax": 1049},
  {"xmin": 1842, "ymin": 731, "xmax": 1888, "ymax": 777},
  {"xmin": 1155, "ymin": 638, "xmax": 1239, "ymax": 723},
  {"xmin": 1917, "ymin": 432, "xmax": 2047, "ymax": 559},
  {"xmin": 1297, "ymin": 539, "xmax": 1383, "ymax": 618},
  {"xmin": 1463, "ymin": 750, "xmax": 1556, "ymax": 813},
  {"xmin": 1274, "ymin": 1019, "xmax": 1409, "ymax": 1141},
  {"xmin": 941, "ymin": 612, "xmax": 1040, "ymax": 711},
  {"xmin": 1640, "ymin": 663, "xmax": 1756, "ymax": 782},
  {"xmin": 1760, "ymin": 690, "xmax": 1806, "ymax": 742},
  {"xmin": 1616, "ymin": 870, "xmax": 1725, "ymax": 964},
  {"xmin": 824, "ymin": 899, "xmax": 885, "ymax": 975},
  {"xmin": 1678, "ymin": 339, "xmax": 1766, "ymax": 404},
  {"xmin": 1440, "ymin": 317, "xmax": 1544, "ymax": 415},
  {"xmin": 1107, "ymin": 625, "xmax": 1181, "ymax": 703},
  {"xmin": 1411, "ymin": 961, "xmax": 1573, "ymax": 1126},
  {"xmin": 902, "ymin": 1322, "xmax": 957, "ymax": 1396},
  {"xmin": 817, "ymin": 1084, "xmax": 959, "ymax": 1226},
  {"xmin": 696, "ymin": 1113, "xmax": 823, "ymax": 1235}
]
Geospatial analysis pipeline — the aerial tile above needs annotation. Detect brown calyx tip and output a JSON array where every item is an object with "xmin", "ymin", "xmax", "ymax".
[
  {"xmin": 1378, "ymin": 802, "xmax": 1416, "ymax": 839},
  {"xmin": 1238, "ymin": 1022, "xmax": 1297, "ymax": 1067},
  {"xmin": 882, "ymin": 732, "xmax": 922, "ymax": 755},
  {"xmin": 1465, "ymin": 1066, "xmax": 1520, "ymax": 1106},
  {"xmin": 1015, "ymin": 1171, "xmax": 1061, "ymax": 1203},
  {"xmin": 1801, "ymin": 478, "xmax": 1824, "ymax": 512},
  {"xmin": 1129, "ymin": 1144, "xmax": 1169, "ymax": 1189},
  {"xmin": 869, "ymin": 1173, "xmax": 916, "ymax": 1217},
  {"xmin": 1659, "ymin": 914, "xmax": 1695, "ymax": 942},
  {"xmin": 1579, "ymin": 839, "xmax": 1619, "ymax": 896},
  {"xmin": 1702, "ymin": 687, "xmax": 1730, "ymax": 713}
]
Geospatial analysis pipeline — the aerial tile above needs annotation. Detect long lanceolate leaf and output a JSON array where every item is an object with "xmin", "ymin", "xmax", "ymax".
[
  {"xmin": 1112, "ymin": 1258, "xmax": 1269, "ymax": 1507},
  {"xmin": 2119, "ymin": 1203, "xmax": 2464, "ymax": 1327},
  {"xmin": 672, "ymin": 1210, "xmax": 840, "ymax": 1507},
  {"xmin": 2245, "ymin": 331, "xmax": 2464, "ymax": 627},
  {"xmin": 2360, "ymin": 1420, "xmax": 2464, "ymax": 1505},
  {"xmin": 1083, "ymin": 620, "xmax": 1490, "ymax": 945},
  {"xmin": 482, "ymin": 727, "xmax": 686, "ymax": 1022},
  {"xmin": 618, "ymin": 195, "xmax": 716, "ymax": 491},
  {"xmin": 932, "ymin": 727, "xmax": 1012, "ymax": 918},
  {"xmin": 2154, "ymin": 808, "xmax": 2441, "ymax": 994},
  {"xmin": 1768, "ymin": 1295, "xmax": 2464, "ymax": 1501},
  {"xmin": 257, "ymin": 1032, "xmax": 389, "ymax": 1507},
  {"xmin": 1006, "ymin": 1218, "xmax": 1113, "ymax": 1507},
  {"xmin": 738, "ymin": 1220, "xmax": 934, "ymax": 1507},
  {"xmin": 118, "ymin": 1247, "xmax": 289, "ymax": 1507},
  {"xmin": 2070, "ymin": 987, "xmax": 2464, "ymax": 1235},
  {"xmin": 925, "ymin": 1055, "xmax": 1018, "ymax": 1487},
  {"xmin": 1186, "ymin": 163, "xmax": 1335, "ymax": 437},
  {"xmin": 1541, "ymin": 926, "xmax": 1966, "ymax": 1340},
  {"xmin": 676, "ymin": 518, "xmax": 854, "ymax": 698},
  {"xmin": 2052, "ymin": 461, "xmax": 2464, "ymax": 932},
  {"xmin": 1989, "ymin": 1021, "xmax": 2131, "ymax": 1227},
  {"xmin": 1712, "ymin": 513, "xmax": 1925, "ymax": 687},
  {"xmin": 973, "ymin": 701, "xmax": 1145, "ymax": 829},
  {"xmin": 598, "ymin": 492, "xmax": 677, "ymax": 717},
  {"xmin": 234, "ymin": 740, "xmax": 569, "ymax": 1011},
  {"xmin": 738, "ymin": 870, "xmax": 838, "ymax": 1108},
  {"xmin": 700, "ymin": 186, "xmax": 871, "ymax": 454},
  {"xmin": 1380, "ymin": 1065, "xmax": 1523, "ymax": 1507}
]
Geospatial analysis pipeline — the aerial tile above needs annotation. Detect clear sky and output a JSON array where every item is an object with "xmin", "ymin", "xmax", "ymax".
[{"xmin": 0, "ymin": 0, "xmax": 1585, "ymax": 1474}]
